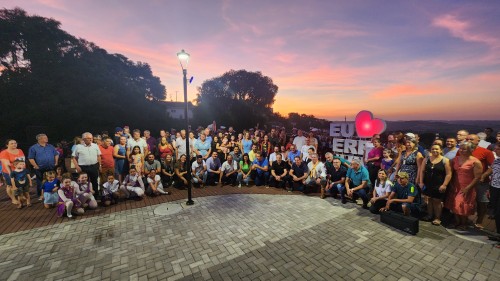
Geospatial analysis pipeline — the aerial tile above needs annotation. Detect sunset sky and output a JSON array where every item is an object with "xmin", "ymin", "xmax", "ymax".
[{"xmin": 3, "ymin": 0, "xmax": 500, "ymax": 120}]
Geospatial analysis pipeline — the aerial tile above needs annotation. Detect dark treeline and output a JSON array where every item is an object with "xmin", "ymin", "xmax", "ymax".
[
  {"xmin": 0, "ymin": 8, "xmax": 331, "ymax": 145},
  {"xmin": 0, "ymin": 8, "xmax": 170, "ymax": 143}
]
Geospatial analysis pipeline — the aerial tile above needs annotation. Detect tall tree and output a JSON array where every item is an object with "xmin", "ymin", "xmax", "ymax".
[{"xmin": 194, "ymin": 69, "xmax": 278, "ymax": 129}]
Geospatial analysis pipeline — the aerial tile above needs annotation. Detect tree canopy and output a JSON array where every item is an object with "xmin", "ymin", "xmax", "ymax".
[
  {"xmin": 0, "ymin": 8, "xmax": 168, "ymax": 142},
  {"xmin": 194, "ymin": 69, "xmax": 278, "ymax": 129}
]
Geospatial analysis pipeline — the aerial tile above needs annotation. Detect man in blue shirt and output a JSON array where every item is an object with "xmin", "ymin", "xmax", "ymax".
[
  {"xmin": 252, "ymin": 152, "xmax": 269, "ymax": 186},
  {"xmin": 287, "ymin": 145, "xmax": 301, "ymax": 166},
  {"xmin": 205, "ymin": 151, "xmax": 221, "ymax": 186},
  {"xmin": 381, "ymin": 171, "xmax": 421, "ymax": 217},
  {"xmin": 28, "ymin": 134, "xmax": 59, "ymax": 198},
  {"xmin": 345, "ymin": 159, "xmax": 371, "ymax": 209}
]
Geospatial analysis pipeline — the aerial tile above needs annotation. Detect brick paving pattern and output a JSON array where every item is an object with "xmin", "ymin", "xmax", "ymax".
[{"xmin": 0, "ymin": 194, "xmax": 498, "ymax": 281}]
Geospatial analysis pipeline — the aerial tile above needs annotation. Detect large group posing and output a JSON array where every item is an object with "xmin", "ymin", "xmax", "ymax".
[{"xmin": 0, "ymin": 125, "xmax": 499, "ymax": 240}]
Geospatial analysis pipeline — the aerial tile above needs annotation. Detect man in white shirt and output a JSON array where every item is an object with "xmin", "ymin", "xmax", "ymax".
[
  {"xmin": 220, "ymin": 155, "xmax": 239, "ymax": 186},
  {"xmin": 72, "ymin": 132, "xmax": 102, "ymax": 195},
  {"xmin": 305, "ymin": 153, "xmax": 327, "ymax": 198},
  {"xmin": 301, "ymin": 138, "xmax": 315, "ymax": 162},
  {"xmin": 293, "ymin": 130, "xmax": 307, "ymax": 152},
  {"xmin": 127, "ymin": 129, "xmax": 148, "ymax": 159},
  {"xmin": 191, "ymin": 155, "xmax": 207, "ymax": 186},
  {"xmin": 268, "ymin": 146, "xmax": 280, "ymax": 166}
]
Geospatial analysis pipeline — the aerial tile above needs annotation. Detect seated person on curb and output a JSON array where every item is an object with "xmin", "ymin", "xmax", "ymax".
[
  {"xmin": 101, "ymin": 173, "xmax": 128, "ymax": 203},
  {"xmin": 237, "ymin": 153, "xmax": 252, "ymax": 187},
  {"xmin": 41, "ymin": 171, "xmax": 60, "ymax": 208},
  {"xmin": 57, "ymin": 173, "xmax": 84, "ymax": 218},
  {"xmin": 380, "ymin": 171, "xmax": 421, "ymax": 217},
  {"xmin": 122, "ymin": 165, "xmax": 145, "ymax": 198},
  {"xmin": 174, "ymin": 154, "xmax": 189, "ymax": 189},
  {"xmin": 304, "ymin": 153, "xmax": 327, "ymax": 198},
  {"xmin": 251, "ymin": 152, "xmax": 269, "ymax": 186},
  {"xmin": 324, "ymin": 153, "xmax": 347, "ymax": 202},
  {"xmin": 146, "ymin": 169, "xmax": 170, "ymax": 195},
  {"xmin": 345, "ymin": 159, "xmax": 371, "ymax": 209},
  {"xmin": 75, "ymin": 172, "xmax": 98, "ymax": 209},
  {"xmin": 206, "ymin": 151, "xmax": 222, "ymax": 186},
  {"xmin": 191, "ymin": 155, "xmax": 207, "ymax": 187},
  {"xmin": 220, "ymin": 154, "xmax": 239, "ymax": 186},
  {"xmin": 161, "ymin": 154, "xmax": 175, "ymax": 187},
  {"xmin": 369, "ymin": 169, "xmax": 393, "ymax": 214},
  {"xmin": 269, "ymin": 153, "xmax": 289, "ymax": 189},
  {"xmin": 289, "ymin": 156, "xmax": 308, "ymax": 192}
]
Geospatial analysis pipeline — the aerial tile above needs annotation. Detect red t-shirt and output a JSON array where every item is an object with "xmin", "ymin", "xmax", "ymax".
[
  {"xmin": 99, "ymin": 145, "xmax": 115, "ymax": 169},
  {"xmin": 472, "ymin": 146, "xmax": 494, "ymax": 173}
]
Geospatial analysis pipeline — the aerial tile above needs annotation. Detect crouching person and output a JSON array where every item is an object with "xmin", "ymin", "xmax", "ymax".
[
  {"xmin": 345, "ymin": 159, "xmax": 371, "ymax": 209},
  {"xmin": 75, "ymin": 172, "xmax": 98, "ymax": 209},
  {"xmin": 380, "ymin": 171, "xmax": 421, "ymax": 217},
  {"xmin": 304, "ymin": 153, "xmax": 327, "ymax": 198},
  {"xmin": 122, "ymin": 165, "xmax": 145, "ymax": 199},
  {"xmin": 102, "ymin": 172, "xmax": 128, "ymax": 205},
  {"xmin": 57, "ymin": 173, "xmax": 84, "ymax": 218},
  {"xmin": 269, "ymin": 154, "xmax": 290, "ymax": 189},
  {"xmin": 147, "ymin": 169, "xmax": 170, "ymax": 195}
]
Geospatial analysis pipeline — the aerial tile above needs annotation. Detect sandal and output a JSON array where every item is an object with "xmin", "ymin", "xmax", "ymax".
[
  {"xmin": 474, "ymin": 224, "xmax": 484, "ymax": 230},
  {"xmin": 432, "ymin": 219, "xmax": 441, "ymax": 226}
]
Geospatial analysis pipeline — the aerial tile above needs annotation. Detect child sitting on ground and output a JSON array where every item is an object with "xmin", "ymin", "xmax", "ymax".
[
  {"xmin": 102, "ymin": 172, "xmax": 128, "ymax": 205},
  {"xmin": 10, "ymin": 159, "xmax": 32, "ymax": 209},
  {"xmin": 57, "ymin": 173, "xmax": 84, "ymax": 218},
  {"xmin": 146, "ymin": 169, "xmax": 170, "ymax": 196},
  {"xmin": 122, "ymin": 165, "xmax": 145, "ymax": 199},
  {"xmin": 41, "ymin": 171, "xmax": 60, "ymax": 208},
  {"xmin": 75, "ymin": 172, "xmax": 98, "ymax": 209}
]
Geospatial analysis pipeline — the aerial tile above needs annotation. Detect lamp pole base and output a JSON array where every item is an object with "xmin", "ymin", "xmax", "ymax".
[{"xmin": 186, "ymin": 200, "xmax": 194, "ymax": 205}]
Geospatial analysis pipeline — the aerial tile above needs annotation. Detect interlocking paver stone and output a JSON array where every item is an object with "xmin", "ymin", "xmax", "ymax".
[{"xmin": 0, "ymin": 194, "xmax": 498, "ymax": 280}]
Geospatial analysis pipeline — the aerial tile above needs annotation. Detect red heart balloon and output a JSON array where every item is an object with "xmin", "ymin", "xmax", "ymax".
[{"xmin": 355, "ymin": 110, "xmax": 386, "ymax": 138}]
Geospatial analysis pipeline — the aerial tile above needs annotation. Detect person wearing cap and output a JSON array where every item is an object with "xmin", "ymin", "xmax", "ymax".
[
  {"xmin": 191, "ymin": 155, "xmax": 207, "ymax": 187},
  {"xmin": 345, "ymin": 159, "xmax": 371, "ymax": 209},
  {"xmin": 381, "ymin": 171, "xmax": 421, "ymax": 217},
  {"xmin": 114, "ymin": 127, "xmax": 124, "ymax": 146}
]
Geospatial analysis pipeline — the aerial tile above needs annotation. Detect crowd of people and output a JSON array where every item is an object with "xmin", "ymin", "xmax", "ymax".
[{"xmin": 0, "ymin": 125, "xmax": 499, "ymax": 244}]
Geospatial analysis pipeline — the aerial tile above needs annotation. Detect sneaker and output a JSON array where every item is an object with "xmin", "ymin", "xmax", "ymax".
[
  {"xmin": 246, "ymin": 182, "xmax": 249, "ymax": 186},
  {"xmin": 67, "ymin": 213, "xmax": 73, "ymax": 218},
  {"xmin": 341, "ymin": 198, "xmax": 347, "ymax": 204},
  {"xmin": 238, "ymin": 183, "xmax": 242, "ymax": 188}
]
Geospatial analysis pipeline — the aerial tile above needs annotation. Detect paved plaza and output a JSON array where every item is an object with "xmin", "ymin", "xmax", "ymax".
[{"xmin": 0, "ymin": 194, "xmax": 498, "ymax": 281}]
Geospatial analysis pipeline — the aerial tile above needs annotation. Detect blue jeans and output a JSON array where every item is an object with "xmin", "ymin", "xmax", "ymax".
[
  {"xmin": 253, "ymin": 171, "xmax": 269, "ymax": 186},
  {"xmin": 192, "ymin": 171, "xmax": 207, "ymax": 184},
  {"xmin": 327, "ymin": 183, "xmax": 345, "ymax": 199},
  {"xmin": 350, "ymin": 188, "xmax": 369, "ymax": 205},
  {"xmin": 237, "ymin": 172, "xmax": 251, "ymax": 185}
]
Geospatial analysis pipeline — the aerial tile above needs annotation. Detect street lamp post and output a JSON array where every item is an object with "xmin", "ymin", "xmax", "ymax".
[{"xmin": 177, "ymin": 49, "xmax": 194, "ymax": 205}]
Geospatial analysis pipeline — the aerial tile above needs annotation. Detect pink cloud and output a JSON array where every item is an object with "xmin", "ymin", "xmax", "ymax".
[{"xmin": 432, "ymin": 14, "xmax": 500, "ymax": 48}]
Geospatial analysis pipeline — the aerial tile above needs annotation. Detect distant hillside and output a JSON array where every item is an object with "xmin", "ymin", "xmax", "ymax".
[{"xmin": 386, "ymin": 120, "xmax": 500, "ymax": 135}]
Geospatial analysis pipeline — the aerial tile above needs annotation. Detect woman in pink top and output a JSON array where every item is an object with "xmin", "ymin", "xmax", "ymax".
[{"xmin": 0, "ymin": 139, "xmax": 26, "ymax": 204}]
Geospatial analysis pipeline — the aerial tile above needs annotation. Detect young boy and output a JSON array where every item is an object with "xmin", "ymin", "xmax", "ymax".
[
  {"xmin": 102, "ymin": 172, "xmax": 128, "ymax": 205},
  {"xmin": 10, "ymin": 160, "xmax": 32, "ymax": 209}
]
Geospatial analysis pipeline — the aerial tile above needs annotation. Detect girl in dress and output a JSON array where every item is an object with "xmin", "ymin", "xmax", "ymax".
[
  {"xmin": 129, "ymin": 146, "xmax": 144, "ymax": 176},
  {"xmin": 76, "ymin": 172, "xmax": 98, "ymax": 209},
  {"xmin": 381, "ymin": 149, "xmax": 395, "ymax": 180},
  {"xmin": 57, "ymin": 173, "xmax": 84, "ymax": 218},
  {"xmin": 122, "ymin": 165, "xmax": 145, "ymax": 198},
  {"xmin": 41, "ymin": 171, "xmax": 59, "ymax": 208}
]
